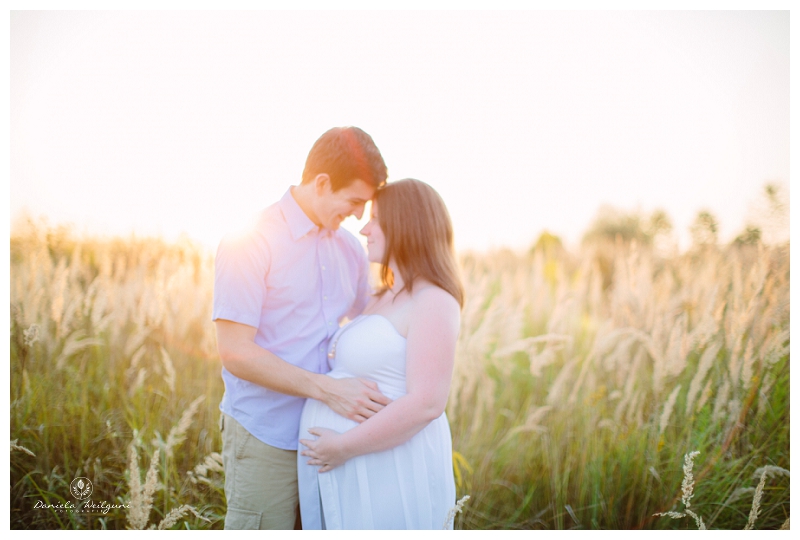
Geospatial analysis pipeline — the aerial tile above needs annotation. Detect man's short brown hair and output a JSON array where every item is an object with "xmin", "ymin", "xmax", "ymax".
[{"xmin": 301, "ymin": 127, "xmax": 388, "ymax": 191}]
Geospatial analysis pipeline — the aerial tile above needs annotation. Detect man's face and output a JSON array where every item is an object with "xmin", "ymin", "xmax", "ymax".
[{"xmin": 315, "ymin": 177, "xmax": 376, "ymax": 231}]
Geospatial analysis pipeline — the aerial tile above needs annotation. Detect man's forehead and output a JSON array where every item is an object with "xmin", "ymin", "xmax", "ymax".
[{"xmin": 342, "ymin": 179, "xmax": 376, "ymax": 200}]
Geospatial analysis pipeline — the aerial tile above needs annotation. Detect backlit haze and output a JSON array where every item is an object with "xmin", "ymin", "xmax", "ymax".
[{"xmin": 10, "ymin": 10, "xmax": 790, "ymax": 253}]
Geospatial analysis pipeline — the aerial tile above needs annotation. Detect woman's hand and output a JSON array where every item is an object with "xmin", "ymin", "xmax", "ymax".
[{"xmin": 299, "ymin": 427, "xmax": 348, "ymax": 473}]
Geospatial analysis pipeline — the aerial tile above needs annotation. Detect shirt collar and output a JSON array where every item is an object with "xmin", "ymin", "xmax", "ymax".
[{"xmin": 279, "ymin": 187, "xmax": 318, "ymax": 241}]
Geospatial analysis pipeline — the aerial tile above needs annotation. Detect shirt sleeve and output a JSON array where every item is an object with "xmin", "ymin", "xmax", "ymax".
[{"xmin": 212, "ymin": 227, "xmax": 271, "ymax": 328}]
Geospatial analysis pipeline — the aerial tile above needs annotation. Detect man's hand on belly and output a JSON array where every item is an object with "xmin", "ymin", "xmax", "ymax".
[{"xmin": 318, "ymin": 377, "xmax": 392, "ymax": 423}]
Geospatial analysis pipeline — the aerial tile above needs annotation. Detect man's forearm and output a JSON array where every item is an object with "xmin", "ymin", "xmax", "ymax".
[
  {"xmin": 215, "ymin": 319, "xmax": 389, "ymax": 421},
  {"xmin": 219, "ymin": 338, "xmax": 327, "ymax": 401}
]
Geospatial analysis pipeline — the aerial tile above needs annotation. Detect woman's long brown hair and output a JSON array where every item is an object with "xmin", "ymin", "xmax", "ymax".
[{"xmin": 374, "ymin": 179, "xmax": 464, "ymax": 308}]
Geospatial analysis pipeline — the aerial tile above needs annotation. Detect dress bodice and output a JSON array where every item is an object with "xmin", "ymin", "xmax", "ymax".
[{"xmin": 327, "ymin": 314, "xmax": 407, "ymax": 400}]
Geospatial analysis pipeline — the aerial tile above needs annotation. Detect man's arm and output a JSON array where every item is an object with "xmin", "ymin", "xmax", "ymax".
[{"xmin": 215, "ymin": 319, "xmax": 391, "ymax": 422}]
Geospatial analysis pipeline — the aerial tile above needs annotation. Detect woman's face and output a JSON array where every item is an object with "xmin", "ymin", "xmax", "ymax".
[{"xmin": 360, "ymin": 202, "xmax": 387, "ymax": 264}]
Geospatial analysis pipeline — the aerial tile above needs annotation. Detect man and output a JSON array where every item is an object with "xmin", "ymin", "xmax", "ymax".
[{"xmin": 212, "ymin": 126, "xmax": 391, "ymax": 529}]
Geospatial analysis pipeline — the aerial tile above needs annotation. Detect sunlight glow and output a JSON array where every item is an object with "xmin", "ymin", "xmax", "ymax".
[{"xmin": 10, "ymin": 10, "xmax": 789, "ymax": 252}]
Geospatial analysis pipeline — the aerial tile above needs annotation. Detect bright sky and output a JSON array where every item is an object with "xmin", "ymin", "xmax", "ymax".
[{"xmin": 10, "ymin": 9, "xmax": 790, "ymax": 252}]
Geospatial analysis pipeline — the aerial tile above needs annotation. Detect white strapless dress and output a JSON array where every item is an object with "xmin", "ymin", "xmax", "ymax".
[{"xmin": 298, "ymin": 314, "xmax": 456, "ymax": 530}]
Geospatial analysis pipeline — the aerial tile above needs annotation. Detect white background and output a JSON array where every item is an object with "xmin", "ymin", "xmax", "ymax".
[{"xmin": 10, "ymin": 9, "xmax": 790, "ymax": 252}]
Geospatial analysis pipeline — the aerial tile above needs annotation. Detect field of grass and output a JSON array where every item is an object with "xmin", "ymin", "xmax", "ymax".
[{"xmin": 10, "ymin": 222, "xmax": 789, "ymax": 529}]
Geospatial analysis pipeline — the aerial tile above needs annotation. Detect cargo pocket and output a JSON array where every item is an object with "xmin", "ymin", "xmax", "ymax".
[{"xmin": 224, "ymin": 507, "xmax": 262, "ymax": 530}]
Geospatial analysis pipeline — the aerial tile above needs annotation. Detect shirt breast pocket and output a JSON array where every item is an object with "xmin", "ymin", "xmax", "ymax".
[{"xmin": 263, "ymin": 260, "xmax": 316, "ymax": 311}]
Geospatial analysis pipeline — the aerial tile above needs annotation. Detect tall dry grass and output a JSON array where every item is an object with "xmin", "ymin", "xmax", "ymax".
[
  {"xmin": 447, "ymin": 240, "xmax": 789, "ymax": 529},
  {"xmin": 11, "ymin": 222, "xmax": 224, "ymax": 529},
  {"xmin": 10, "ymin": 221, "xmax": 789, "ymax": 529}
]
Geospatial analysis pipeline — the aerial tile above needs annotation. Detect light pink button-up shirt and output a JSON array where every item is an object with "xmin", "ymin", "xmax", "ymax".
[{"xmin": 213, "ymin": 188, "xmax": 371, "ymax": 450}]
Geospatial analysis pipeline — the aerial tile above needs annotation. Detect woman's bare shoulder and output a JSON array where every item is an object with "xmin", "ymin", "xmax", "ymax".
[
  {"xmin": 410, "ymin": 282, "xmax": 460, "ymax": 315},
  {"xmin": 406, "ymin": 283, "xmax": 460, "ymax": 342}
]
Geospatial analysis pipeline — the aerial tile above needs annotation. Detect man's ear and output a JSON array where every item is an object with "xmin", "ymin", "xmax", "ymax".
[{"xmin": 314, "ymin": 174, "xmax": 332, "ymax": 195}]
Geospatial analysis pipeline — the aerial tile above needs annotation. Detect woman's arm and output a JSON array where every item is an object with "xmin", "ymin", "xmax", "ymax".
[{"xmin": 299, "ymin": 287, "xmax": 460, "ymax": 471}]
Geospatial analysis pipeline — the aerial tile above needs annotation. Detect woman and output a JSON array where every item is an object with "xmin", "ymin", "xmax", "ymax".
[{"xmin": 298, "ymin": 178, "xmax": 464, "ymax": 529}]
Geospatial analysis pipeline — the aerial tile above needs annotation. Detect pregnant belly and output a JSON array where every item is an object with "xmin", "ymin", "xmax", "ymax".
[
  {"xmin": 298, "ymin": 373, "xmax": 406, "ymax": 441},
  {"xmin": 298, "ymin": 395, "xmax": 359, "ymax": 441}
]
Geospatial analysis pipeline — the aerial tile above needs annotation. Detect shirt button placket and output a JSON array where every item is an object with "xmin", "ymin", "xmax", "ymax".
[{"xmin": 319, "ymin": 236, "xmax": 335, "ymax": 338}]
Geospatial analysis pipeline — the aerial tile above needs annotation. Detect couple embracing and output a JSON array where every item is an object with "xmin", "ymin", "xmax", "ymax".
[{"xmin": 212, "ymin": 126, "xmax": 463, "ymax": 530}]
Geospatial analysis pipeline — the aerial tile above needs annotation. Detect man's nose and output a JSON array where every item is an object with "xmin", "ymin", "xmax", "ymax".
[{"xmin": 353, "ymin": 205, "xmax": 365, "ymax": 220}]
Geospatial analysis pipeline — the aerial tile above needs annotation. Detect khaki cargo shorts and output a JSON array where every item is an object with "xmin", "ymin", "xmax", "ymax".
[{"xmin": 220, "ymin": 413, "xmax": 299, "ymax": 530}]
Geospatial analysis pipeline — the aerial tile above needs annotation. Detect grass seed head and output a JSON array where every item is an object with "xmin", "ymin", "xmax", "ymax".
[{"xmin": 744, "ymin": 470, "xmax": 768, "ymax": 530}]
